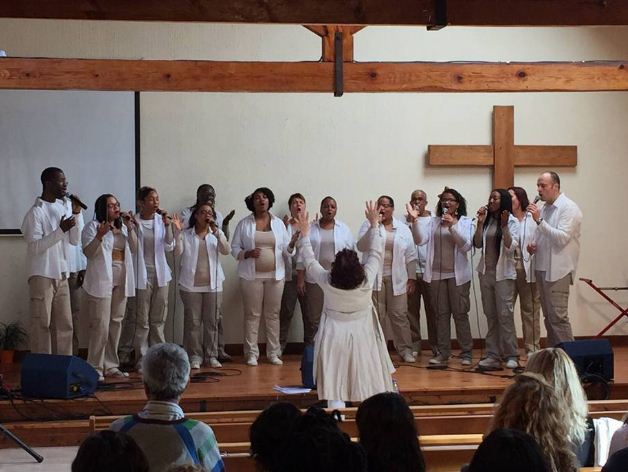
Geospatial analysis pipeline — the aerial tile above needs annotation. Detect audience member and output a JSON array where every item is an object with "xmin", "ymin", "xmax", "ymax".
[
  {"xmin": 72, "ymin": 430, "xmax": 149, "ymax": 472},
  {"xmin": 464, "ymin": 428, "xmax": 548, "ymax": 472},
  {"xmin": 602, "ymin": 447, "xmax": 628, "ymax": 472},
  {"xmin": 110, "ymin": 343, "xmax": 224, "ymax": 472},
  {"xmin": 250, "ymin": 402, "xmax": 302, "ymax": 471},
  {"xmin": 356, "ymin": 392, "xmax": 425, "ymax": 472},
  {"xmin": 491, "ymin": 373, "xmax": 577, "ymax": 472}
]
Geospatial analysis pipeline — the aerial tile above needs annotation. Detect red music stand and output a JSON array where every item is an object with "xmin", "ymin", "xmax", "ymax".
[{"xmin": 580, "ymin": 278, "xmax": 628, "ymax": 337}]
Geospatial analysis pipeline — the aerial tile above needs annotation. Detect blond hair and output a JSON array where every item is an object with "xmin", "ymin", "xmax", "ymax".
[
  {"xmin": 492, "ymin": 373, "xmax": 576, "ymax": 472},
  {"xmin": 526, "ymin": 347, "xmax": 589, "ymax": 444}
]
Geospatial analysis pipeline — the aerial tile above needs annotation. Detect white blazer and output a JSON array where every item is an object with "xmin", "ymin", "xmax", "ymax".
[
  {"xmin": 135, "ymin": 214, "xmax": 175, "ymax": 289},
  {"xmin": 357, "ymin": 217, "xmax": 417, "ymax": 296},
  {"xmin": 300, "ymin": 219, "xmax": 355, "ymax": 284},
  {"xmin": 230, "ymin": 213, "xmax": 294, "ymax": 281},
  {"xmin": 475, "ymin": 214, "xmax": 519, "ymax": 281},
  {"xmin": 81, "ymin": 221, "xmax": 136, "ymax": 298},
  {"xmin": 176, "ymin": 227, "xmax": 230, "ymax": 292},
  {"xmin": 411, "ymin": 216, "xmax": 474, "ymax": 286}
]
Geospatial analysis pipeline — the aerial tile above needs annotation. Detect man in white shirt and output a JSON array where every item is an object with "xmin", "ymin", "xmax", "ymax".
[
  {"xmin": 21, "ymin": 167, "xmax": 82, "ymax": 355},
  {"xmin": 527, "ymin": 171, "xmax": 582, "ymax": 346}
]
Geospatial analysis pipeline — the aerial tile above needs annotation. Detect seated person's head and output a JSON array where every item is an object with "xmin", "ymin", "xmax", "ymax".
[
  {"xmin": 330, "ymin": 249, "xmax": 365, "ymax": 290},
  {"xmin": 467, "ymin": 428, "xmax": 548, "ymax": 472},
  {"xmin": 72, "ymin": 430, "xmax": 149, "ymax": 472},
  {"xmin": 602, "ymin": 447, "xmax": 628, "ymax": 472},
  {"xmin": 142, "ymin": 343, "xmax": 190, "ymax": 402},
  {"xmin": 250, "ymin": 402, "xmax": 302, "ymax": 471},
  {"xmin": 356, "ymin": 392, "xmax": 425, "ymax": 472},
  {"xmin": 492, "ymin": 373, "xmax": 576, "ymax": 472},
  {"xmin": 275, "ymin": 407, "xmax": 366, "ymax": 472}
]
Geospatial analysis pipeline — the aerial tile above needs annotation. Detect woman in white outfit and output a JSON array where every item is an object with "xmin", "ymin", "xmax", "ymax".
[
  {"xmin": 82, "ymin": 194, "xmax": 136, "ymax": 380},
  {"xmin": 509, "ymin": 186, "xmax": 542, "ymax": 354},
  {"xmin": 295, "ymin": 201, "xmax": 395, "ymax": 409},
  {"xmin": 473, "ymin": 189, "xmax": 520, "ymax": 371},
  {"xmin": 231, "ymin": 187, "xmax": 298, "ymax": 366},
  {"xmin": 173, "ymin": 204, "xmax": 230, "ymax": 369}
]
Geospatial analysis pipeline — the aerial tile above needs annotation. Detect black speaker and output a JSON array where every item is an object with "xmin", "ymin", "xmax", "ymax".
[
  {"xmin": 21, "ymin": 353, "xmax": 99, "ymax": 399},
  {"xmin": 557, "ymin": 339, "xmax": 614, "ymax": 382},
  {"xmin": 301, "ymin": 344, "xmax": 316, "ymax": 389}
]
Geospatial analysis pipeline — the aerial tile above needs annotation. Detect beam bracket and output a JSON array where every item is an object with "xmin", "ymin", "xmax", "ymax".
[
  {"xmin": 334, "ymin": 31, "xmax": 344, "ymax": 97},
  {"xmin": 427, "ymin": 0, "xmax": 447, "ymax": 30}
]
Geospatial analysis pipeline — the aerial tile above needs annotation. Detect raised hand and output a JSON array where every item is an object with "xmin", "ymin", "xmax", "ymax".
[
  {"xmin": 171, "ymin": 213, "xmax": 183, "ymax": 232},
  {"xmin": 223, "ymin": 209, "xmax": 235, "ymax": 224},
  {"xmin": 365, "ymin": 201, "xmax": 380, "ymax": 228},
  {"xmin": 441, "ymin": 213, "xmax": 455, "ymax": 228},
  {"xmin": 122, "ymin": 211, "xmax": 136, "ymax": 230},
  {"xmin": 294, "ymin": 211, "xmax": 310, "ymax": 237},
  {"xmin": 476, "ymin": 206, "xmax": 488, "ymax": 224},
  {"xmin": 160, "ymin": 210, "xmax": 171, "ymax": 226},
  {"xmin": 405, "ymin": 202, "xmax": 419, "ymax": 222},
  {"xmin": 500, "ymin": 210, "xmax": 510, "ymax": 228},
  {"xmin": 96, "ymin": 221, "xmax": 111, "ymax": 240},
  {"xmin": 59, "ymin": 215, "xmax": 76, "ymax": 233},
  {"xmin": 527, "ymin": 203, "xmax": 541, "ymax": 223}
]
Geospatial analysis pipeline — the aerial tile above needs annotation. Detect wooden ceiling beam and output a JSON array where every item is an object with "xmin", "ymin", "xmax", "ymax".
[
  {"xmin": 1, "ymin": 0, "xmax": 627, "ymax": 26},
  {"xmin": 1, "ymin": 58, "xmax": 627, "ymax": 93}
]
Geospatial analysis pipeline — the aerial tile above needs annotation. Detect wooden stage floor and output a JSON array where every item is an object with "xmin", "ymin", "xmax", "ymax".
[{"xmin": 2, "ymin": 346, "xmax": 627, "ymax": 423}]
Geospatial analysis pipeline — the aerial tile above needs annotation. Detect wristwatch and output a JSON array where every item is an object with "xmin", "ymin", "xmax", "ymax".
[{"xmin": 536, "ymin": 218, "xmax": 543, "ymax": 225}]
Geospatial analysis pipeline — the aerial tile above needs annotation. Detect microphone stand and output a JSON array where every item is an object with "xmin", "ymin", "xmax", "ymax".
[{"xmin": 0, "ymin": 424, "xmax": 44, "ymax": 463}]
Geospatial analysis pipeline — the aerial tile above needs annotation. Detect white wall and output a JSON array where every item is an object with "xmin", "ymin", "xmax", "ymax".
[{"xmin": 1, "ymin": 20, "xmax": 628, "ymax": 347}]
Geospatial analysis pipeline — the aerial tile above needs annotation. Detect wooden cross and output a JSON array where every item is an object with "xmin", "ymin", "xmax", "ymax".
[{"xmin": 427, "ymin": 106, "xmax": 577, "ymax": 189}]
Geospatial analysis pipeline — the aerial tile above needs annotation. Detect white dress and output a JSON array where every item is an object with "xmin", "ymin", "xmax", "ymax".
[{"xmin": 298, "ymin": 227, "xmax": 395, "ymax": 402}]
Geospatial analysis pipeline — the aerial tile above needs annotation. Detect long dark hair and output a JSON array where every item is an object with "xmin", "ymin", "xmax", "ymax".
[
  {"xmin": 188, "ymin": 204, "xmax": 214, "ymax": 229},
  {"xmin": 483, "ymin": 188, "xmax": 512, "ymax": 252},
  {"xmin": 356, "ymin": 392, "xmax": 425, "ymax": 472},
  {"xmin": 330, "ymin": 249, "xmax": 365, "ymax": 290},
  {"xmin": 94, "ymin": 194, "xmax": 122, "ymax": 229},
  {"xmin": 508, "ymin": 186, "xmax": 530, "ymax": 212},
  {"xmin": 435, "ymin": 187, "xmax": 467, "ymax": 217}
]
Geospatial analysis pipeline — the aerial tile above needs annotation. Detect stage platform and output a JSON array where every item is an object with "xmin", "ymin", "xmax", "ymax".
[{"xmin": 2, "ymin": 346, "xmax": 627, "ymax": 425}]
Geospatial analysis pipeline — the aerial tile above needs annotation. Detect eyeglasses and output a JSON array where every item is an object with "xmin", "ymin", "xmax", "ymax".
[
  {"xmin": 107, "ymin": 202, "xmax": 120, "ymax": 209},
  {"xmin": 440, "ymin": 198, "xmax": 457, "ymax": 203}
]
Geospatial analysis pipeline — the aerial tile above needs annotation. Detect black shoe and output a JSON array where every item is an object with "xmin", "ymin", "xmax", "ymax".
[{"xmin": 217, "ymin": 352, "xmax": 232, "ymax": 362}]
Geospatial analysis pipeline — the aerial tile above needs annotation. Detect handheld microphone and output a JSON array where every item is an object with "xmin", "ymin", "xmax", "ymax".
[
  {"xmin": 442, "ymin": 207, "xmax": 448, "ymax": 215},
  {"xmin": 533, "ymin": 195, "xmax": 541, "ymax": 204},
  {"xmin": 65, "ymin": 193, "xmax": 88, "ymax": 210},
  {"xmin": 156, "ymin": 208, "xmax": 173, "ymax": 221}
]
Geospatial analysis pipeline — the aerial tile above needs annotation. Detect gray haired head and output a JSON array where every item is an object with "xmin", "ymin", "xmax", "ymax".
[{"xmin": 141, "ymin": 343, "xmax": 190, "ymax": 401}]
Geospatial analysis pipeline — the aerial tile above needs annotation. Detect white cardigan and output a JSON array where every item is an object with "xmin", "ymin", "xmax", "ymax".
[
  {"xmin": 300, "ymin": 219, "xmax": 355, "ymax": 284},
  {"xmin": 411, "ymin": 216, "xmax": 474, "ymax": 286},
  {"xmin": 475, "ymin": 214, "xmax": 519, "ymax": 281},
  {"xmin": 135, "ymin": 214, "xmax": 175, "ymax": 289},
  {"xmin": 230, "ymin": 213, "xmax": 294, "ymax": 281},
  {"xmin": 81, "ymin": 220, "xmax": 136, "ymax": 298},
  {"xmin": 176, "ymin": 227, "xmax": 230, "ymax": 292},
  {"xmin": 357, "ymin": 217, "xmax": 417, "ymax": 296}
]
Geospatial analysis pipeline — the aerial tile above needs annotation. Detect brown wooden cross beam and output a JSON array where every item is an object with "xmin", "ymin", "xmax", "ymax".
[{"xmin": 427, "ymin": 106, "xmax": 577, "ymax": 189}]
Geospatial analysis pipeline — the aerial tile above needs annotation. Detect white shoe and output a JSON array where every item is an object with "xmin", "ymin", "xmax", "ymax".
[
  {"xmin": 460, "ymin": 357, "xmax": 472, "ymax": 366},
  {"xmin": 402, "ymin": 353, "xmax": 416, "ymax": 363},
  {"xmin": 478, "ymin": 357, "xmax": 502, "ymax": 370},
  {"xmin": 190, "ymin": 360, "xmax": 201, "ymax": 370},
  {"xmin": 506, "ymin": 358, "xmax": 520, "ymax": 369},
  {"xmin": 429, "ymin": 355, "xmax": 448, "ymax": 365},
  {"xmin": 268, "ymin": 356, "xmax": 283, "ymax": 365},
  {"xmin": 246, "ymin": 356, "xmax": 258, "ymax": 366},
  {"xmin": 209, "ymin": 357, "xmax": 222, "ymax": 368},
  {"xmin": 105, "ymin": 368, "xmax": 129, "ymax": 378}
]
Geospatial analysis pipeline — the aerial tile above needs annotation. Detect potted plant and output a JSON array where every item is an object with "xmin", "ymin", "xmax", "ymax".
[{"xmin": 0, "ymin": 320, "xmax": 28, "ymax": 364}]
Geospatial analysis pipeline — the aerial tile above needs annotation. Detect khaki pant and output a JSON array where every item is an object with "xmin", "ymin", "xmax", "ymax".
[
  {"xmin": 430, "ymin": 279, "xmax": 473, "ymax": 359},
  {"xmin": 84, "ymin": 286, "xmax": 128, "ymax": 375},
  {"xmin": 479, "ymin": 272, "xmax": 518, "ymax": 360},
  {"xmin": 372, "ymin": 276, "xmax": 413, "ymax": 358},
  {"xmin": 28, "ymin": 276, "xmax": 73, "ymax": 355},
  {"xmin": 68, "ymin": 272, "xmax": 87, "ymax": 354},
  {"xmin": 279, "ymin": 280, "xmax": 309, "ymax": 350},
  {"xmin": 118, "ymin": 297, "xmax": 136, "ymax": 363},
  {"xmin": 407, "ymin": 275, "xmax": 437, "ymax": 354},
  {"xmin": 536, "ymin": 271, "xmax": 574, "ymax": 347},
  {"xmin": 304, "ymin": 282, "xmax": 324, "ymax": 345},
  {"xmin": 134, "ymin": 274, "xmax": 169, "ymax": 365},
  {"xmin": 514, "ymin": 267, "xmax": 541, "ymax": 352},
  {"xmin": 180, "ymin": 290, "xmax": 221, "ymax": 363},
  {"xmin": 241, "ymin": 278, "xmax": 284, "ymax": 359}
]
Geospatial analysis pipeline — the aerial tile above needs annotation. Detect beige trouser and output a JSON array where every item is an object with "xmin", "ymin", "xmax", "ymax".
[
  {"xmin": 514, "ymin": 267, "xmax": 542, "ymax": 353},
  {"xmin": 84, "ymin": 286, "xmax": 128, "ymax": 375},
  {"xmin": 279, "ymin": 280, "xmax": 309, "ymax": 350},
  {"xmin": 241, "ymin": 278, "xmax": 284, "ymax": 359},
  {"xmin": 536, "ymin": 271, "xmax": 574, "ymax": 347},
  {"xmin": 68, "ymin": 272, "xmax": 87, "ymax": 354},
  {"xmin": 372, "ymin": 276, "xmax": 413, "ymax": 358},
  {"xmin": 28, "ymin": 276, "xmax": 73, "ymax": 355},
  {"xmin": 180, "ymin": 290, "xmax": 221, "ymax": 363},
  {"xmin": 407, "ymin": 274, "xmax": 438, "ymax": 354},
  {"xmin": 134, "ymin": 273, "xmax": 169, "ymax": 365},
  {"xmin": 118, "ymin": 297, "xmax": 136, "ymax": 362},
  {"xmin": 430, "ymin": 279, "xmax": 473, "ymax": 360},
  {"xmin": 304, "ymin": 282, "xmax": 324, "ymax": 346}
]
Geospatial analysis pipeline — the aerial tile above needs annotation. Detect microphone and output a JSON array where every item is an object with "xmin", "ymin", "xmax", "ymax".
[
  {"xmin": 65, "ymin": 193, "xmax": 87, "ymax": 210},
  {"xmin": 442, "ymin": 207, "xmax": 448, "ymax": 215},
  {"xmin": 156, "ymin": 208, "xmax": 173, "ymax": 221},
  {"xmin": 533, "ymin": 195, "xmax": 541, "ymax": 204}
]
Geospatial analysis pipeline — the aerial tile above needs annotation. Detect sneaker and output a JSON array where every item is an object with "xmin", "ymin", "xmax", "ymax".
[
  {"xmin": 190, "ymin": 360, "xmax": 201, "ymax": 370},
  {"xmin": 97, "ymin": 374, "xmax": 105, "ymax": 382},
  {"xmin": 208, "ymin": 357, "xmax": 222, "ymax": 368},
  {"xmin": 412, "ymin": 351, "xmax": 420, "ymax": 358},
  {"xmin": 268, "ymin": 356, "xmax": 284, "ymax": 365},
  {"xmin": 246, "ymin": 356, "xmax": 258, "ymax": 366},
  {"xmin": 460, "ymin": 357, "xmax": 472, "ymax": 366},
  {"xmin": 477, "ymin": 357, "xmax": 502, "ymax": 370},
  {"xmin": 105, "ymin": 368, "xmax": 129, "ymax": 378},
  {"xmin": 402, "ymin": 353, "xmax": 416, "ymax": 363},
  {"xmin": 217, "ymin": 351, "xmax": 232, "ymax": 362},
  {"xmin": 429, "ymin": 355, "xmax": 449, "ymax": 365},
  {"xmin": 506, "ymin": 358, "xmax": 520, "ymax": 369}
]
